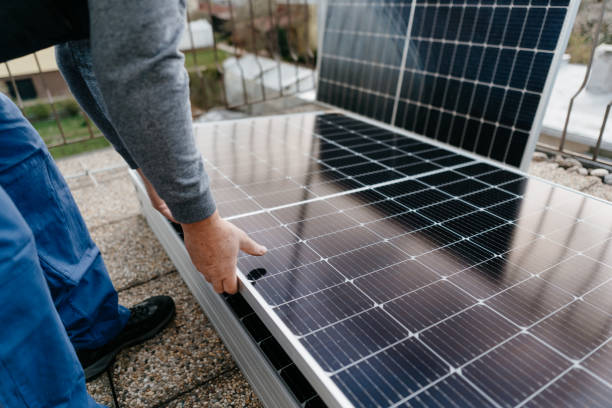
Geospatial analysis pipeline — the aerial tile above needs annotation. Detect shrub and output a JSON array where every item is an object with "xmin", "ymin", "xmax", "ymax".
[
  {"xmin": 57, "ymin": 99, "xmax": 81, "ymax": 117},
  {"xmin": 24, "ymin": 103, "xmax": 52, "ymax": 121},
  {"xmin": 189, "ymin": 70, "xmax": 226, "ymax": 111}
]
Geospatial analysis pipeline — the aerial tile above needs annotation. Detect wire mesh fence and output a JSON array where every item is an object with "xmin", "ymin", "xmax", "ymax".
[
  {"xmin": 1, "ymin": 0, "xmax": 317, "ymax": 156},
  {"xmin": 536, "ymin": 0, "xmax": 612, "ymax": 168}
]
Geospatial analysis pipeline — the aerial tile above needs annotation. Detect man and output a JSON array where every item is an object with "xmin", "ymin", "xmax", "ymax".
[{"xmin": 0, "ymin": 0, "xmax": 266, "ymax": 406}]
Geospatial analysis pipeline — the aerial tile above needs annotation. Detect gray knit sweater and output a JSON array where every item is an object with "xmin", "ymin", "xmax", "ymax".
[{"xmin": 89, "ymin": 0, "xmax": 215, "ymax": 223}]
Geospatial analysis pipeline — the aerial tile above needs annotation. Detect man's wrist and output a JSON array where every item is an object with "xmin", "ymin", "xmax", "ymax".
[{"xmin": 181, "ymin": 210, "xmax": 221, "ymax": 232}]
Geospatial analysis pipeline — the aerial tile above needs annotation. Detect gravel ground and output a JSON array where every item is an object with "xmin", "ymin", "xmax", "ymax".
[{"xmin": 529, "ymin": 155, "xmax": 612, "ymax": 201}]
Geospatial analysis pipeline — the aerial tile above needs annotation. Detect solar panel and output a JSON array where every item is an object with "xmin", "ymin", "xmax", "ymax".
[
  {"xmin": 152, "ymin": 112, "xmax": 612, "ymax": 407},
  {"xmin": 317, "ymin": 0, "xmax": 579, "ymax": 168}
]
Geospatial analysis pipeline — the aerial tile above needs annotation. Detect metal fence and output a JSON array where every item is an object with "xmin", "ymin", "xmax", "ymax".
[{"xmin": 2, "ymin": 0, "xmax": 611, "ymax": 169}]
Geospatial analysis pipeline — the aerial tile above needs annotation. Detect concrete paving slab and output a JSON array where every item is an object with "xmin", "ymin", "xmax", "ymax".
[
  {"xmin": 91, "ymin": 215, "xmax": 175, "ymax": 291},
  {"xmin": 80, "ymin": 148, "xmax": 126, "ymax": 172},
  {"xmin": 112, "ymin": 273, "xmax": 236, "ymax": 408},
  {"xmin": 93, "ymin": 166, "xmax": 131, "ymax": 184},
  {"xmin": 72, "ymin": 173, "xmax": 140, "ymax": 228},
  {"xmin": 66, "ymin": 174, "xmax": 96, "ymax": 191},
  {"xmin": 56, "ymin": 155, "xmax": 86, "ymax": 177},
  {"xmin": 164, "ymin": 369, "xmax": 263, "ymax": 408}
]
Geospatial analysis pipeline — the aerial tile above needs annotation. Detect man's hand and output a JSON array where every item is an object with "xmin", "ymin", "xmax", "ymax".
[
  {"xmin": 137, "ymin": 169, "xmax": 266, "ymax": 293},
  {"xmin": 182, "ymin": 211, "xmax": 267, "ymax": 294},
  {"xmin": 137, "ymin": 169, "xmax": 177, "ymax": 223}
]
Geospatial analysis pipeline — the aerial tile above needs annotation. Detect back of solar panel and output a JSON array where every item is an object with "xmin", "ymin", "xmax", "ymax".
[{"xmin": 316, "ymin": 0, "xmax": 579, "ymax": 169}]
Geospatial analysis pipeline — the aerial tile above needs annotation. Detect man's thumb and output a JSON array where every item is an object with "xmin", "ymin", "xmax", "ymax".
[{"xmin": 240, "ymin": 233, "xmax": 267, "ymax": 256}]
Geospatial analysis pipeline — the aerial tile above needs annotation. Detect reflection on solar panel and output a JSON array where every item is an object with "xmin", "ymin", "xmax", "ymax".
[
  {"xmin": 196, "ymin": 113, "xmax": 474, "ymax": 218},
  {"xmin": 185, "ymin": 112, "xmax": 612, "ymax": 408},
  {"xmin": 317, "ymin": 0, "xmax": 577, "ymax": 168}
]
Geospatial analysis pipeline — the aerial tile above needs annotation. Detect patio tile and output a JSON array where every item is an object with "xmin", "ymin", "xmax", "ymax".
[
  {"xmin": 80, "ymin": 148, "xmax": 126, "ymax": 172},
  {"xmin": 66, "ymin": 174, "xmax": 96, "ymax": 190},
  {"xmin": 56, "ymin": 155, "xmax": 86, "ymax": 177},
  {"xmin": 72, "ymin": 173, "xmax": 140, "ymax": 228}
]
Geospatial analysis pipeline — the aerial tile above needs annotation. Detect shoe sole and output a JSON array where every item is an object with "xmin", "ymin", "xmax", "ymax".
[{"xmin": 84, "ymin": 307, "xmax": 176, "ymax": 382}]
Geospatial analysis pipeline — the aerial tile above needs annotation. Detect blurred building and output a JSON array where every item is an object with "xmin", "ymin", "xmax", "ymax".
[{"xmin": 0, "ymin": 47, "xmax": 69, "ymax": 102}]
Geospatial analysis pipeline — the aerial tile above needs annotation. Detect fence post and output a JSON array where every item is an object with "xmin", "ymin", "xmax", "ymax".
[
  {"xmin": 33, "ymin": 52, "xmax": 67, "ymax": 145},
  {"xmin": 559, "ymin": 0, "xmax": 606, "ymax": 152},
  {"xmin": 592, "ymin": 102, "xmax": 612, "ymax": 162}
]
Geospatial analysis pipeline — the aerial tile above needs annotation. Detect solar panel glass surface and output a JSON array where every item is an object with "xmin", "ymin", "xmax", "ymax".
[{"xmin": 190, "ymin": 113, "xmax": 612, "ymax": 407}]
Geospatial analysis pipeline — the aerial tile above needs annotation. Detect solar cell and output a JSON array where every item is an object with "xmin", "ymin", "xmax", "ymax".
[
  {"xmin": 584, "ymin": 280, "xmax": 612, "ymax": 314},
  {"xmin": 390, "ymin": 224, "xmax": 463, "ymax": 256},
  {"xmin": 470, "ymin": 223, "xmax": 539, "ymax": 255},
  {"xmin": 485, "ymin": 278, "xmax": 574, "ymax": 327},
  {"xmin": 417, "ymin": 198, "xmax": 478, "ymax": 222},
  {"xmin": 524, "ymin": 368, "xmax": 611, "ymax": 408},
  {"xmin": 419, "ymin": 305, "xmax": 520, "ymax": 367},
  {"xmin": 462, "ymin": 334, "xmax": 572, "ymax": 407},
  {"xmin": 546, "ymin": 222, "xmax": 612, "ymax": 252},
  {"xmin": 166, "ymin": 112, "xmax": 612, "ymax": 408},
  {"xmin": 301, "ymin": 308, "xmax": 409, "ymax": 372},
  {"xmin": 353, "ymin": 260, "xmax": 439, "ymax": 303},
  {"xmin": 449, "ymin": 257, "xmax": 532, "ymax": 300},
  {"xmin": 332, "ymin": 338, "xmax": 450, "ymax": 407},
  {"xmin": 583, "ymin": 341, "xmax": 612, "ymax": 384},
  {"xmin": 399, "ymin": 374, "xmax": 495, "ymax": 407},
  {"xmin": 530, "ymin": 301, "xmax": 611, "ymax": 360}
]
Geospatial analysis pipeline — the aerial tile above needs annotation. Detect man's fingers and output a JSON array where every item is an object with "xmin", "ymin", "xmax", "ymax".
[
  {"xmin": 156, "ymin": 205, "xmax": 177, "ymax": 223},
  {"xmin": 239, "ymin": 230, "xmax": 267, "ymax": 256},
  {"xmin": 162, "ymin": 211, "xmax": 177, "ymax": 223},
  {"xmin": 223, "ymin": 276, "xmax": 239, "ymax": 294}
]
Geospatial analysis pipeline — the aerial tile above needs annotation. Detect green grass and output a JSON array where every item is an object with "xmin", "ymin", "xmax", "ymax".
[
  {"xmin": 32, "ymin": 115, "xmax": 97, "ymax": 146},
  {"xmin": 184, "ymin": 48, "xmax": 229, "ymax": 70},
  {"xmin": 30, "ymin": 115, "xmax": 109, "ymax": 159}
]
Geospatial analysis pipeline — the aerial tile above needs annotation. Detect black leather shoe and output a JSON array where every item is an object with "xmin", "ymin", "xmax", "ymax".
[{"xmin": 77, "ymin": 295, "xmax": 176, "ymax": 381}]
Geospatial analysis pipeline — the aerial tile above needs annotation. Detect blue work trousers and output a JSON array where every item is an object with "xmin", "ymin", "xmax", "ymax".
[{"xmin": 0, "ymin": 92, "xmax": 130, "ymax": 407}]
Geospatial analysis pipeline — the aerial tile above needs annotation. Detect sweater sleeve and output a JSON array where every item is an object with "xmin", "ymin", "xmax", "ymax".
[{"xmin": 88, "ymin": 0, "xmax": 216, "ymax": 223}]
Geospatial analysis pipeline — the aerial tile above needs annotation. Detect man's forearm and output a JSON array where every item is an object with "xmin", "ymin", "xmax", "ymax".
[{"xmin": 88, "ymin": 0, "xmax": 215, "ymax": 223}]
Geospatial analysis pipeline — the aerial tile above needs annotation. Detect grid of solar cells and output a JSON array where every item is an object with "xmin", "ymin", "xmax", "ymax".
[
  {"xmin": 317, "ymin": 1, "xmax": 411, "ymax": 123},
  {"xmin": 395, "ymin": 0, "xmax": 569, "ymax": 167},
  {"xmin": 195, "ymin": 112, "xmax": 474, "ymax": 217},
  {"xmin": 233, "ymin": 162, "xmax": 612, "ymax": 407},
  {"xmin": 317, "ymin": 0, "xmax": 574, "ymax": 168}
]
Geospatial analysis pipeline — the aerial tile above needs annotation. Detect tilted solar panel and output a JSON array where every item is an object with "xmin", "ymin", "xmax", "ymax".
[
  {"xmin": 317, "ymin": 0, "xmax": 579, "ymax": 168},
  {"xmin": 150, "ymin": 112, "xmax": 612, "ymax": 408}
]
